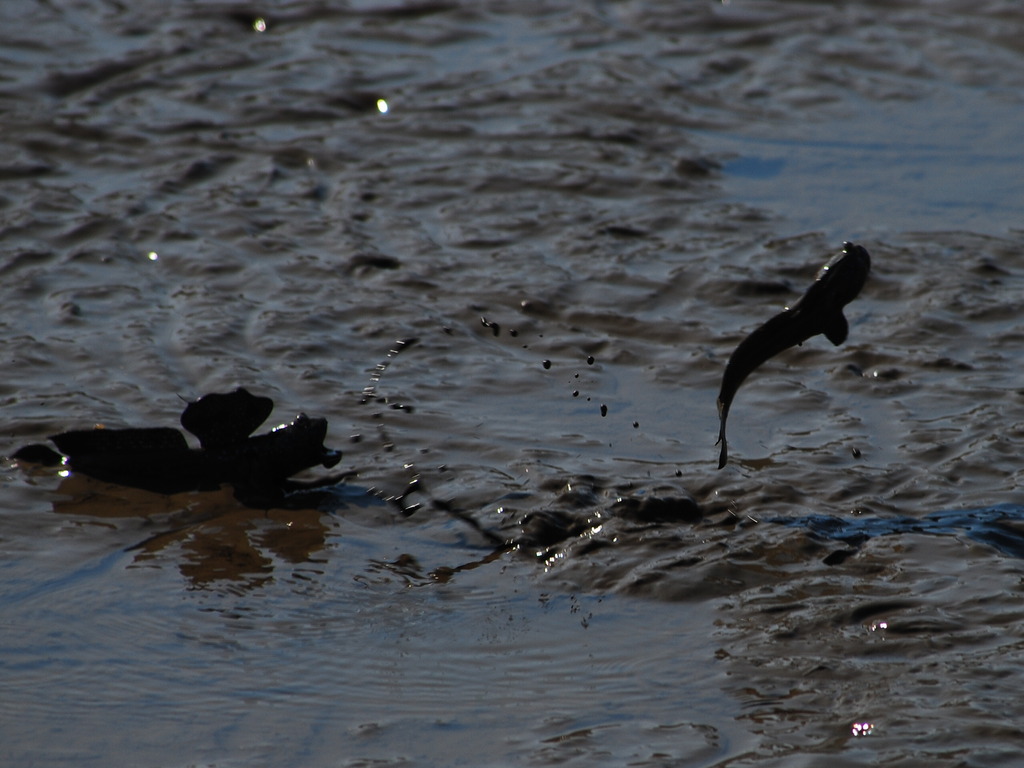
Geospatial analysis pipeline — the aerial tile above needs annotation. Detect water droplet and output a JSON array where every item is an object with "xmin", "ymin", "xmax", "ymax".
[{"xmin": 587, "ymin": 356, "xmax": 595, "ymax": 365}]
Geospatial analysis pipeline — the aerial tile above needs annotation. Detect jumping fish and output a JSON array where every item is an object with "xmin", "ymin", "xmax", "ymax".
[{"xmin": 716, "ymin": 242, "xmax": 871, "ymax": 468}]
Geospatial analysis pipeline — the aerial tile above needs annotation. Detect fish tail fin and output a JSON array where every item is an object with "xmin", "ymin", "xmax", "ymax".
[{"xmin": 716, "ymin": 397, "xmax": 729, "ymax": 467}]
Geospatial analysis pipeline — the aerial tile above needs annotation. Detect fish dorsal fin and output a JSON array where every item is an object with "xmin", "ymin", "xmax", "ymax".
[
  {"xmin": 823, "ymin": 312, "xmax": 849, "ymax": 346},
  {"xmin": 180, "ymin": 388, "xmax": 274, "ymax": 449}
]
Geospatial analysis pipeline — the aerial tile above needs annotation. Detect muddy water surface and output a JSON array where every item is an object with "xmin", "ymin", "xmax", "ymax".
[{"xmin": 3, "ymin": 2, "xmax": 1024, "ymax": 766}]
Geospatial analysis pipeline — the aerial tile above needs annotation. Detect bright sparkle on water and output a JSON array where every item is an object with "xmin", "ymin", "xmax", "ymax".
[
  {"xmin": 253, "ymin": 17, "xmax": 267, "ymax": 33},
  {"xmin": 851, "ymin": 722, "xmax": 875, "ymax": 736},
  {"xmin": 147, "ymin": 251, "xmax": 159, "ymax": 261},
  {"xmin": 376, "ymin": 98, "xmax": 389, "ymax": 114}
]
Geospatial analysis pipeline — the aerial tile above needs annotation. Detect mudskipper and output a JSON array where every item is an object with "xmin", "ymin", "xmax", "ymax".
[{"xmin": 716, "ymin": 242, "xmax": 871, "ymax": 468}]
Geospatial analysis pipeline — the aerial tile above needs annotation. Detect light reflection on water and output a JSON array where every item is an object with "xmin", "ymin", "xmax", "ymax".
[{"xmin": 702, "ymin": 87, "xmax": 1024, "ymax": 240}]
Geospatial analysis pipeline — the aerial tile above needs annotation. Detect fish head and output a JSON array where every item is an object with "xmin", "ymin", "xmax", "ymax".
[
  {"xmin": 814, "ymin": 241, "xmax": 871, "ymax": 307},
  {"xmin": 265, "ymin": 413, "xmax": 342, "ymax": 476}
]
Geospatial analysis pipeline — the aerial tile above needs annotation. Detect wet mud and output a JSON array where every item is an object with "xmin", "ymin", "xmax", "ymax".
[{"xmin": 3, "ymin": 2, "xmax": 1024, "ymax": 767}]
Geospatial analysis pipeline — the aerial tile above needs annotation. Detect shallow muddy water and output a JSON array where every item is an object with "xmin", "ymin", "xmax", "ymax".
[{"xmin": 3, "ymin": 1, "xmax": 1024, "ymax": 766}]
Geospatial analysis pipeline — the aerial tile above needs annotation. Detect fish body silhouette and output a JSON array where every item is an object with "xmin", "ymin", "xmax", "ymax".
[
  {"xmin": 36, "ymin": 388, "xmax": 341, "ymax": 494},
  {"xmin": 716, "ymin": 242, "xmax": 871, "ymax": 468}
]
